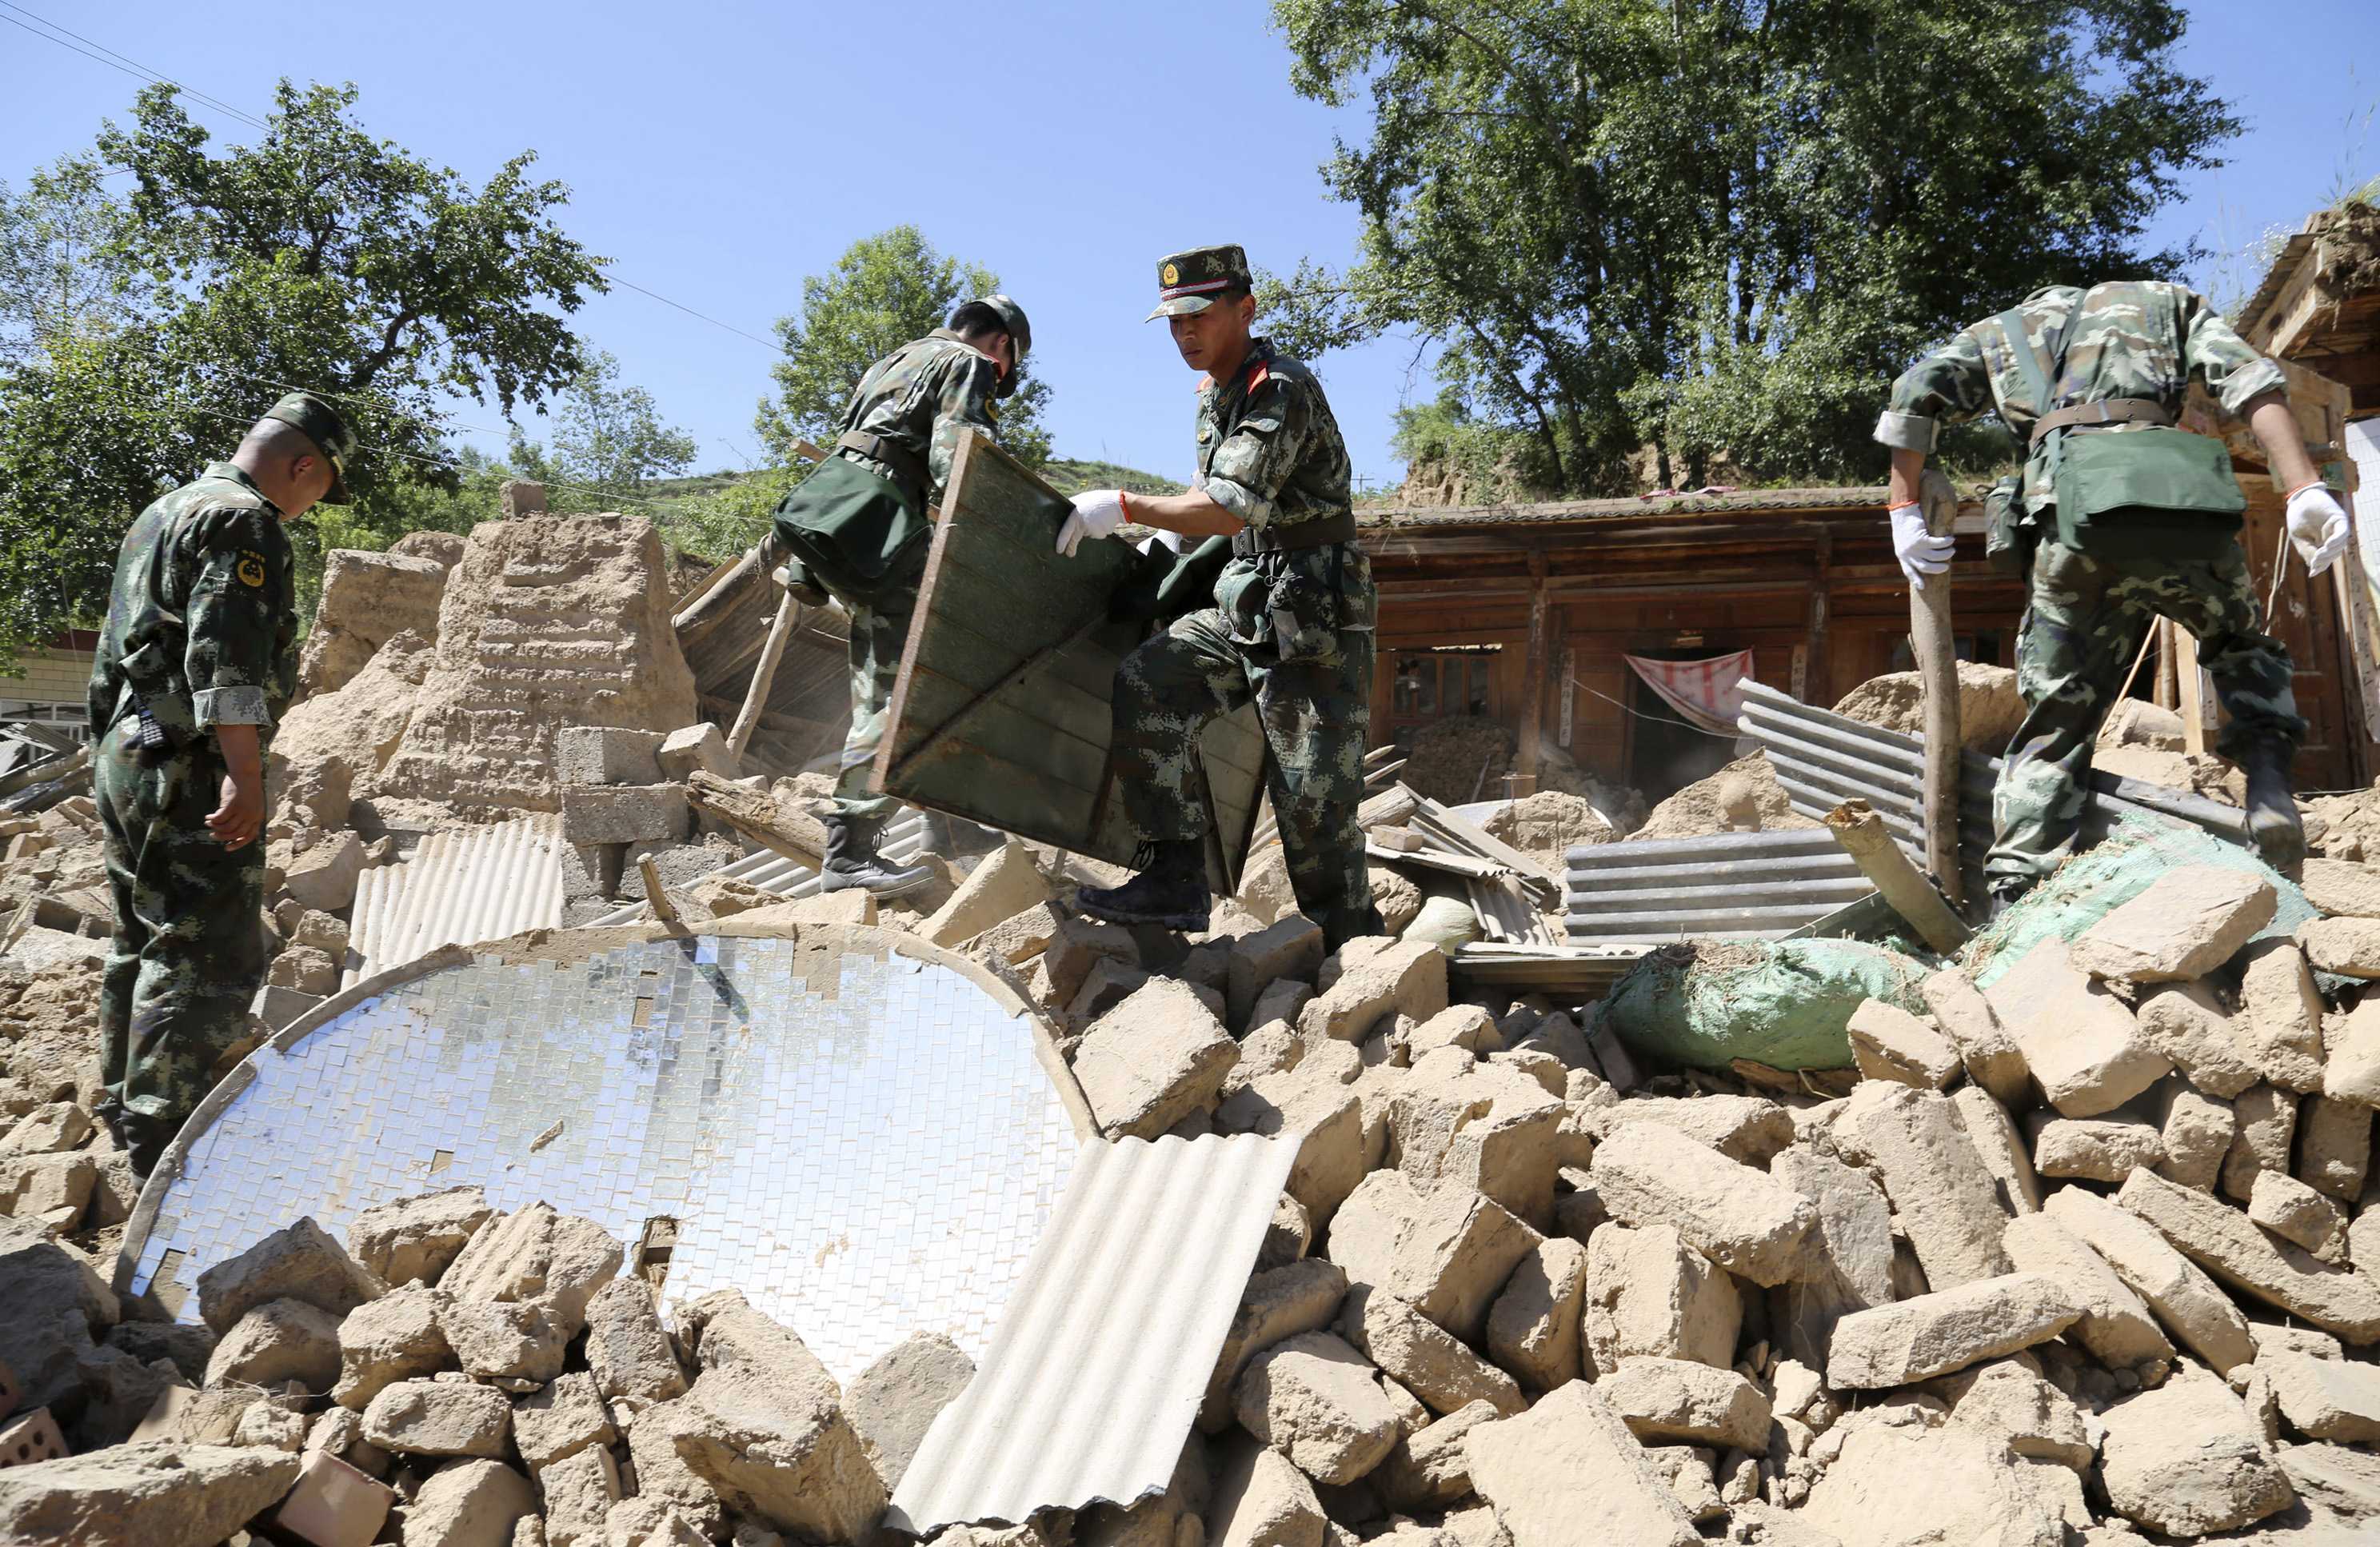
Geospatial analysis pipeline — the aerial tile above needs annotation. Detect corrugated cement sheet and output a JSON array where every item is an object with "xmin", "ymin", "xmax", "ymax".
[
  {"xmin": 887, "ymin": 1132, "xmax": 1298, "ymax": 1535},
  {"xmin": 345, "ymin": 816, "xmax": 565, "ymax": 986},
  {"xmin": 874, "ymin": 430, "xmax": 1268, "ymax": 893},
  {"xmin": 1565, "ymin": 828, "xmax": 1870, "ymax": 944}
]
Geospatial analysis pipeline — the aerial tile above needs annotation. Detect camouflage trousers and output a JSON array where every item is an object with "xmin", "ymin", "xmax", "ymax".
[
  {"xmin": 1111, "ymin": 607, "xmax": 1376, "ymax": 934},
  {"xmin": 93, "ymin": 717, "xmax": 267, "ymax": 1172},
  {"xmin": 830, "ymin": 576, "xmax": 920, "ymax": 824},
  {"xmin": 1988, "ymin": 538, "xmax": 2304, "ymax": 893}
]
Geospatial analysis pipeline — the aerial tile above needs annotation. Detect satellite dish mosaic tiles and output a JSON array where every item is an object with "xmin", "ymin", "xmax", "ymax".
[{"xmin": 120, "ymin": 929, "xmax": 1080, "ymax": 1383}]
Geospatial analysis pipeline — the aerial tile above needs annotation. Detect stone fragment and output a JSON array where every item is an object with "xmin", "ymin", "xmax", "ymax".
[
  {"xmin": 1943, "ymin": 1357, "xmax": 2094, "ymax": 1470},
  {"xmin": 1228, "ymin": 917, "xmax": 1324, "ymax": 1031},
  {"xmin": 1462, "ymin": 1381, "xmax": 1699, "ymax": 1547},
  {"xmin": 1826, "ymin": 1274, "xmax": 2083, "ymax": 1389},
  {"xmin": 2298, "ymin": 1096, "xmax": 2371, "ymax": 1201},
  {"xmin": 555, "ymin": 726, "xmax": 666, "ymax": 786},
  {"xmin": 1044, "ymin": 912, "xmax": 1139, "ymax": 1005},
  {"xmin": 843, "ymin": 1331, "xmax": 973, "ymax": 1492},
  {"xmin": 1799, "ymin": 1425, "xmax": 2071, "ymax": 1547},
  {"xmin": 197, "ymin": 1215, "xmax": 384, "ymax": 1334},
  {"xmin": 655, "ymin": 722, "xmax": 737, "ymax": 781},
  {"xmin": 0, "ymin": 1443, "xmax": 301, "ymax": 1547},
  {"xmin": 333, "ymin": 1285, "xmax": 453, "ymax": 1410},
  {"xmin": 559, "ymin": 785, "xmax": 689, "ymax": 846},
  {"xmin": 1218, "ymin": 1065, "xmax": 1371, "ymax": 1230},
  {"xmin": 1847, "ymin": 999, "xmax": 1959, "ymax": 1088},
  {"xmin": 268, "ymin": 1448, "xmax": 395, "ymax": 1547},
  {"xmin": 235, "ymin": 1400, "xmax": 309, "ymax": 1450},
  {"xmin": 662, "ymin": 1359, "xmax": 885, "ymax": 1541},
  {"xmin": 2302, "ymin": 856, "xmax": 2380, "ymax": 915},
  {"xmin": 2237, "ymin": 941, "xmax": 2330, "ymax": 1093},
  {"xmin": 975, "ymin": 901, "xmax": 1059, "ymax": 966},
  {"xmin": 2032, "ymin": 1117, "xmax": 2162, "ymax": 1183},
  {"xmin": 437, "ymin": 1203, "xmax": 623, "ymax": 1337},
  {"xmin": 347, "ymin": 1186, "xmax": 493, "ymax": 1288},
  {"xmin": 2041, "ymin": 1186, "xmax": 2254, "ymax": 1373},
  {"xmin": 1768, "ymin": 1149, "xmax": 1895, "ymax": 1370},
  {"xmin": 2248, "ymin": 1170, "xmax": 2349, "ymax": 1259},
  {"xmin": 1484, "ymin": 1237, "xmax": 1587, "ymax": 1391},
  {"xmin": 2071, "ymin": 865, "xmax": 2275, "ymax": 982},
  {"xmin": 439, "ymin": 1298, "xmax": 567, "ymax": 1384},
  {"xmin": 1948, "ymin": 1085, "xmax": 2042, "ymax": 1216},
  {"xmin": 1338, "ymin": 1284, "xmax": 1521, "ymax": 1419},
  {"xmin": 1921, "ymin": 969, "xmax": 2028, "ymax": 1105},
  {"xmin": 1325, "ymin": 1171, "xmax": 1541, "ymax": 1344},
  {"xmin": 405, "ymin": 1457, "xmax": 536, "ymax": 1547},
  {"xmin": 1407, "ymin": 1005, "xmax": 1494, "ymax": 1057},
  {"xmin": 1234, "ymin": 1330, "xmax": 1402, "ymax": 1486},
  {"xmin": 1373, "ymin": 1397, "xmax": 1498, "ymax": 1512},
  {"xmin": 1206, "ymin": 1437, "xmax": 1326, "ymax": 1547},
  {"xmin": 2097, "ymin": 1366, "xmax": 2294, "ymax": 1537},
  {"xmin": 922, "ymin": 841, "xmax": 1051, "ymax": 949},
  {"xmin": 2116, "ymin": 1167, "xmax": 2380, "ymax": 1341},
  {"xmin": 283, "ymin": 831, "xmax": 366, "ymax": 911},
  {"xmin": 539, "ymin": 1443, "xmax": 621, "ymax": 1547},
  {"xmin": 581, "ymin": 1278, "xmax": 687, "ymax": 1405},
  {"xmin": 2136, "ymin": 981, "xmax": 2262, "ymax": 1098},
  {"xmin": 2261, "ymin": 1349, "xmax": 2380, "ymax": 1442},
  {"xmin": 1588, "ymin": 1122, "xmax": 1815, "ymax": 1287},
  {"xmin": 1386, "ymin": 1060, "xmax": 1561, "ymax": 1228},
  {"xmin": 1072, "ymin": 979, "xmax": 1240, "ymax": 1140},
  {"xmin": 1299, "ymin": 939, "xmax": 1448, "ymax": 1043},
  {"xmin": 1831, "ymin": 1083, "xmax": 2012, "ymax": 1289},
  {"xmin": 0, "ymin": 1101, "xmax": 90, "ymax": 1154},
  {"xmin": 2301, "ymin": 913, "xmax": 2380, "ymax": 977},
  {"xmin": 205, "ymin": 1297, "xmax": 344, "ymax": 1392},
  {"xmin": 1200, "ymin": 1260, "xmax": 1352, "ymax": 1433},
  {"xmin": 1600, "ymin": 1355, "xmax": 1771, "ymax": 1450},
  {"xmin": 2327, "ymin": 996, "xmax": 2380, "ymax": 1105},
  {"xmin": 512, "ymin": 1372, "xmax": 613, "ymax": 1470},
  {"xmin": 0, "ymin": 1151, "xmax": 93, "ymax": 1229},
  {"xmin": 361, "ymin": 1378, "xmax": 510, "ymax": 1457},
  {"xmin": 1983, "ymin": 939, "xmax": 2170, "ymax": 1117},
  {"xmin": 1582, "ymin": 1221, "xmax": 1742, "ymax": 1375},
  {"xmin": 1571, "ymin": 1093, "xmax": 1794, "ymax": 1165},
  {"xmin": 2000, "ymin": 1213, "xmax": 2174, "ymax": 1373},
  {"xmin": 2222, "ymin": 1085, "xmax": 2300, "ymax": 1201},
  {"xmin": 2156, "ymin": 1084, "xmax": 2233, "ymax": 1191}
]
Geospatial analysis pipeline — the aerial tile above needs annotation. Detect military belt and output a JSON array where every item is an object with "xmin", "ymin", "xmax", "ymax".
[
  {"xmin": 2027, "ymin": 398, "xmax": 2173, "ymax": 447},
  {"xmin": 1230, "ymin": 511, "xmax": 1359, "ymax": 557},
  {"xmin": 836, "ymin": 430, "xmax": 929, "ymax": 494}
]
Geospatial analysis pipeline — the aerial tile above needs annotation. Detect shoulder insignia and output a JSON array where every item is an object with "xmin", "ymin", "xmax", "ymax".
[
  {"xmin": 984, "ymin": 397, "xmax": 1000, "ymax": 421},
  {"xmin": 237, "ymin": 550, "xmax": 267, "ymax": 589}
]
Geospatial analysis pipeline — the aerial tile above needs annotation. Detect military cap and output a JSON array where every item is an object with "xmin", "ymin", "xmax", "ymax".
[
  {"xmin": 262, "ymin": 390, "xmax": 357, "ymax": 505},
  {"xmin": 1146, "ymin": 244, "xmax": 1253, "ymax": 321}
]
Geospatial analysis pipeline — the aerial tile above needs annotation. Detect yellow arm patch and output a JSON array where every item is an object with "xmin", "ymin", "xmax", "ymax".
[{"xmin": 237, "ymin": 550, "xmax": 267, "ymax": 588}]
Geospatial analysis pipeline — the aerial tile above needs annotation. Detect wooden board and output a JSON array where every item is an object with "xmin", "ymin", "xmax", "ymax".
[{"xmin": 872, "ymin": 430, "xmax": 1267, "ymax": 889}]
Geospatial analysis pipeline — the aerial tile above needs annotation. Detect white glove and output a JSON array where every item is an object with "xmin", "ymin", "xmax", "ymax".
[
  {"xmin": 1890, "ymin": 502, "xmax": 1955, "ymax": 590},
  {"xmin": 2287, "ymin": 483, "xmax": 2350, "ymax": 577},
  {"xmin": 1056, "ymin": 489, "xmax": 1126, "ymax": 558}
]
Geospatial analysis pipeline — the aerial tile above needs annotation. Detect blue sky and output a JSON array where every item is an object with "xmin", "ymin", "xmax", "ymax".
[{"xmin": 1, "ymin": 1, "xmax": 2370, "ymax": 490}]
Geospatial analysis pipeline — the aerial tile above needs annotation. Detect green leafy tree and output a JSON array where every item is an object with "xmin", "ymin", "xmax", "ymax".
[
  {"xmin": 754, "ymin": 225, "xmax": 1052, "ymax": 470},
  {"xmin": 1268, "ymin": 0, "xmax": 2238, "ymax": 493},
  {"xmin": 506, "ymin": 349, "xmax": 699, "ymax": 510},
  {"xmin": 0, "ymin": 80, "xmax": 605, "ymax": 659}
]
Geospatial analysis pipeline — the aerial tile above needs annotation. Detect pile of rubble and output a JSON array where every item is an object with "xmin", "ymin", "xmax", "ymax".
[{"xmin": 9, "ymin": 811, "xmax": 2380, "ymax": 1544}]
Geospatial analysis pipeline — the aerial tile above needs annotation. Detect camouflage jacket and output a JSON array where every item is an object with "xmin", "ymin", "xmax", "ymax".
[
  {"xmin": 1198, "ymin": 338, "xmax": 1376, "ymax": 636},
  {"xmin": 1876, "ymin": 281, "xmax": 2286, "ymax": 510},
  {"xmin": 86, "ymin": 462, "xmax": 298, "ymax": 744},
  {"xmin": 836, "ymin": 329, "xmax": 1002, "ymax": 509}
]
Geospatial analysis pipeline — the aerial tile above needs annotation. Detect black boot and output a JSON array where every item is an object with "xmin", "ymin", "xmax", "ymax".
[
  {"xmin": 820, "ymin": 812, "xmax": 935, "ymax": 897},
  {"xmin": 2239, "ymin": 740, "xmax": 2307, "ymax": 877},
  {"xmin": 1986, "ymin": 880, "xmax": 2033, "ymax": 924},
  {"xmin": 1076, "ymin": 840, "xmax": 1212, "ymax": 930}
]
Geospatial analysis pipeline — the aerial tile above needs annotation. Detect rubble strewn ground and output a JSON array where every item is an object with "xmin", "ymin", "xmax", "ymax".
[{"xmin": 4, "ymin": 516, "xmax": 2380, "ymax": 1544}]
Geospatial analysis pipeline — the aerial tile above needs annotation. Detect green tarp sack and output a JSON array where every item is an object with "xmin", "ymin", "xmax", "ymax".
[
  {"xmin": 769, "ymin": 454, "xmax": 932, "ymax": 606},
  {"xmin": 1108, "ymin": 534, "xmax": 1234, "ymax": 624},
  {"xmin": 1598, "ymin": 937, "xmax": 1930, "ymax": 1072}
]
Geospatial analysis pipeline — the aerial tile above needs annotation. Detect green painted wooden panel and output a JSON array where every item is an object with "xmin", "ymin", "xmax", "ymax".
[{"xmin": 874, "ymin": 431, "xmax": 1264, "ymax": 886}]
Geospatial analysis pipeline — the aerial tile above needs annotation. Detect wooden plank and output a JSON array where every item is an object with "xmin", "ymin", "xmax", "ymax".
[
  {"xmin": 2174, "ymin": 628, "xmax": 2213, "ymax": 754},
  {"xmin": 874, "ymin": 430, "xmax": 1264, "ymax": 889},
  {"xmin": 726, "ymin": 591, "xmax": 801, "ymax": 761},
  {"xmin": 1518, "ymin": 550, "xmax": 1549, "ymax": 781}
]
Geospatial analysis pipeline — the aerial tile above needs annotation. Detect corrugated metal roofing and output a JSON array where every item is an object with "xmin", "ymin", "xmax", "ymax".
[
  {"xmin": 886, "ymin": 1133, "xmax": 1298, "ymax": 1536},
  {"xmin": 1356, "ymin": 485, "xmax": 1890, "ymax": 532},
  {"xmin": 345, "ymin": 816, "xmax": 565, "ymax": 986},
  {"xmin": 580, "ymin": 812, "xmax": 932, "ymax": 928},
  {"xmin": 1565, "ymin": 828, "xmax": 1870, "ymax": 945}
]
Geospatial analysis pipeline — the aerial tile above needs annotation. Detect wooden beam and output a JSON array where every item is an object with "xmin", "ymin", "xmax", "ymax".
[
  {"xmin": 726, "ymin": 590, "xmax": 801, "ymax": 762},
  {"xmin": 1804, "ymin": 528, "xmax": 1834, "ymax": 706},
  {"xmin": 2174, "ymin": 628, "xmax": 2213, "ymax": 754},
  {"xmin": 1517, "ymin": 550, "xmax": 1551, "ymax": 785}
]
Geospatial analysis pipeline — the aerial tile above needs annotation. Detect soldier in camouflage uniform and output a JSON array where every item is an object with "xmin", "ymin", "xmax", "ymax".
[
  {"xmin": 1060, "ymin": 246, "xmax": 1383, "ymax": 947},
  {"xmin": 1876, "ymin": 280, "xmax": 2351, "ymax": 906},
  {"xmin": 766, "ymin": 296, "xmax": 1032, "ymax": 895},
  {"xmin": 89, "ymin": 392, "xmax": 353, "ymax": 1173}
]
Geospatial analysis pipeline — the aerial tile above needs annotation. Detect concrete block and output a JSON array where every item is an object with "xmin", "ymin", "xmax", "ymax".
[
  {"xmin": 2000, "ymin": 1213, "xmax": 2174, "ymax": 1373},
  {"xmin": 558, "ymin": 784, "xmax": 691, "ymax": 846},
  {"xmin": 2136, "ymin": 980, "xmax": 2262, "ymax": 1098},
  {"xmin": 2032, "ymin": 1117, "xmax": 2163, "ymax": 1183},
  {"xmin": 2260, "ymin": 1348, "xmax": 2380, "ymax": 1442},
  {"xmin": 1600, "ymin": 1355, "xmax": 1771, "ymax": 1450},
  {"xmin": 1340, "ymin": 1284, "xmax": 1521, "ymax": 1420},
  {"xmin": 2247, "ymin": 1170, "xmax": 2349, "ymax": 1260},
  {"xmin": 1325, "ymin": 1170, "xmax": 1542, "ymax": 1344},
  {"xmin": 2326, "ymin": 995, "xmax": 2380, "ymax": 1105},
  {"xmin": 1831, "ymin": 1083, "xmax": 2013, "ymax": 1290},
  {"xmin": 2237, "ymin": 940, "xmax": 2330, "ymax": 1093},
  {"xmin": 1234, "ymin": 1330, "xmax": 1402, "ymax": 1486},
  {"xmin": 2071, "ymin": 865, "xmax": 2275, "ymax": 982},
  {"xmin": 0, "ymin": 1444, "xmax": 300, "ymax": 1542},
  {"xmin": 656, "ymin": 723, "xmax": 737, "ymax": 781},
  {"xmin": 2156, "ymin": 1084, "xmax": 2234, "ymax": 1192},
  {"xmin": 922, "ymin": 841, "xmax": 1051, "ymax": 949},
  {"xmin": 511, "ymin": 1371, "xmax": 613, "ymax": 1471},
  {"xmin": 266, "ymin": 1448, "xmax": 395, "ymax": 1547},
  {"xmin": 360, "ymin": 1378, "xmax": 511, "ymax": 1457},
  {"xmin": 2098, "ymin": 1367, "xmax": 2294, "ymax": 1537},
  {"xmin": 439, "ymin": 1202, "xmax": 624, "ymax": 1338},
  {"xmin": 2296, "ymin": 1096, "xmax": 2371, "ymax": 1201},
  {"xmin": 196, "ymin": 1216, "xmax": 384, "ymax": 1335},
  {"xmin": 1983, "ymin": 939, "xmax": 2170, "ymax": 1117},
  {"xmin": 1484, "ymin": 1237, "xmax": 1587, "ymax": 1391},
  {"xmin": 2299, "ymin": 913, "xmax": 2380, "ymax": 977},
  {"xmin": 1825, "ymin": 1274, "xmax": 2083, "ymax": 1388},
  {"xmin": 555, "ymin": 726, "xmax": 666, "ymax": 787},
  {"xmin": 2042, "ymin": 1185, "xmax": 2254, "ymax": 1373},
  {"xmin": 1204, "ymin": 1261, "xmax": 1352, "ymax": 1433},
  {"xmin": 345, "ymin": 1185, "xmax": 491, "ymax": 1289},
  {"xmin": 1769, "ymin": 1149, "xmax": 1895, "ymax": 1373},
  {"xmin": 1388, "ymin": 1060, "xmax": 1562, "ymax": 1229},
  {"xmin": 1847, "ymin": 999, "xmax": 1959, "ymax": 1089},
  {"xmin": 282, "ymin": 832, "xmax": 365, "ymax": 913},
  {"xmin": 1228, "ymin": 916, "xmax": 1324, "ymax": 1032},
  {"xmin": 332, "ymin": 1286, "xmax": 453, "ymax": 1411},
  {"xmin": 1072, "ymin": 979, "xmax": 1240, "ymax": 1141},
  {"xmin": 1462, "ymin": 1381, "xmax": 1700, "ymax": 1547},
  {"xmin": 1921, "ymin": 969, "xmax": 2028, "ymax": 1105},
  {"xmin": 2222, "ymin": 1085, "xmax": 2299, "ymax": 1201},
  {"xmin": 403, "ymin": 1458, "xmax": 535, "ymax": 1547},
  {"xmin": 1949, "ymin": 1085, "xmax": 2042, "ymax": 1216},
  {"xmin": 1206, "ymin": 1436, "xmax": 1326, "ymax": 1547},
  {"xmin": 1588, "ymin": 1121, "xmax": 1815, "ymax": 1288},
  {"xmin": 1300, "ymin": 938, "xmax": 1448, "ymax": 1043},
  {"xmin": 206, "ymin": 1297, "xmax": 344, "ymax": 1392},
  {"xmin": 1582, "ymin": 1221, "xmax": 1743, "ymax": 1376},
  {"xmin": 1373, "ymin": 1398, "xmax": 1499, "ymax": 1513},
  {"xmin": 2117, "ymin": 1166, "xmax": 2380, "ymax": 1342}
]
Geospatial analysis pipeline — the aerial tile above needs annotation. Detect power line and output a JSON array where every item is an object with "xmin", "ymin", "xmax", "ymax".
[
  {"xmin": 0, "ymin": 3, "xmax": 270, "ymax": 132},
  {"xmin": 603, "ymin": 274, "xmax": 781, "ymax": 353}
]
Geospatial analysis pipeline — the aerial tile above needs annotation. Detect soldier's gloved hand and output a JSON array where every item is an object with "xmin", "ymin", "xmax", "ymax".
[
  {"xmin": 2286, "ymin": 483, "xmax": 2350, "ymax": 576},
  {"xmin": 1056, "ymin": 490, "xmax": 1127, "ymax": 558},
  {"xmin": 1889, "ymin": 501, "xmax": 1955, "ymax": 590}
]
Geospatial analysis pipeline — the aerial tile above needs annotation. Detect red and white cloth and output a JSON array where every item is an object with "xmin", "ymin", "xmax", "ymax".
[{"xmin": 1622, "ymin": 650, "xmax": 1754, "ymax": 737}]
